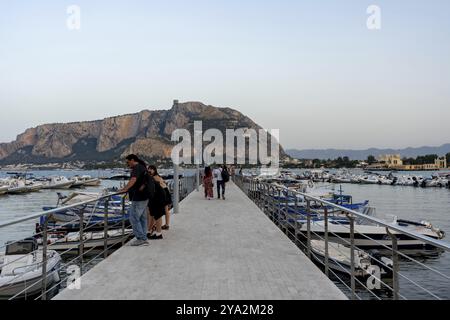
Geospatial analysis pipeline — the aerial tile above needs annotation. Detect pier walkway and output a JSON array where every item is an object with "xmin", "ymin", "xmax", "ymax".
[{"xmin": 54, "ymin": 181, "xmax": 346, "ymax": 300}]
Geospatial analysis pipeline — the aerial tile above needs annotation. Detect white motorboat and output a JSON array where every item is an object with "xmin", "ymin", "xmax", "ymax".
[
  {"xmin": 37, "ymin": 229, "xmax": 133, "ymax": 252},
  {"xmin": 378, "ymin": 176, "xmax": 394, "ymax": 185},
  {"xmin": 6, "ymin": 179, "xmax": 29, "ymax": 194},
  {"xmin": 332, "ymin": 176, "xmax": 352, "ymax": 183},
  {"xmin": 42, "ymin": 176, "xmax": 74, "ymax": 190},
  {"xmin": 0, "ymin": 239, "xmax": 61, "ymax": 299},
  {"xmin": 69, "ymin": 177, "xmax": 86, "ymax": 188},
  {"xmin": 310, "ymin": 240, "xmax": 393, "ymax": 277},
  {"xmin": 350, "ymin": 176, "xmax": 361, "ymax": 184},
  {"xmin": 297, "ymin": 217, "xmax": 445, "ymax": 249},
  {"xmin": 25, "ymin": 181, "xmax": 44, "ymax": 192},
  {"xmin": 396, "ymin": 175, "xmax": 415, "ymax": 186},
  {"xmin": 0, "ymin": 185, "xmax": 8, "ymax": 196},
  {"xmin": 358, "ymin": 175, "xmax": 379, "ymax": 184},
  {"xmin": 80, "ymin": 176, "xmax": 101, "ymax": 187},
  {"xmin": 421, "ymin": 176, "xmax": 447, "ymax": 188},
  {"xmin": 70, "ymin": 175, "xmax": 101, "ymax": 188}
]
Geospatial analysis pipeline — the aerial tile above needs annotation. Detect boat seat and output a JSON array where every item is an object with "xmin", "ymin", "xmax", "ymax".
[{"xmin": 0, "ymin": 254, "xmax": 34, "ymax": 276}]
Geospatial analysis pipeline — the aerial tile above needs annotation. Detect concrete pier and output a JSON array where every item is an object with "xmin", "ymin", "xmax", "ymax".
[{"xmin": 54, "ymin": 181, "xmax": 347, "ymax": 300}]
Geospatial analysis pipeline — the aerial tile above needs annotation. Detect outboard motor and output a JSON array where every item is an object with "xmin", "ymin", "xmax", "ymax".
[
  {"xmin": 367, "ymin": 249, "xmax": 393, "ymax": 275},
  {"xmin": 56, "ymin": 192, "xmax": 67, "ymax": 206}
]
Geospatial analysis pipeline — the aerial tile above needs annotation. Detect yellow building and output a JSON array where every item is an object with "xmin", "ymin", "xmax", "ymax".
[
  {"xmin": 396, "ymin": 156, "xmax": 447, "ymax": 171},
  {"xmin": 435, "ymin": 156, "xmax": 447, "ymax": 169},
  {"xmin": 369, "ymin": 154, "xmax": 448, "ymax": 171},
  {"xmin": 378, "ymin": 154, "xmax": 403, "ymax": 168}
]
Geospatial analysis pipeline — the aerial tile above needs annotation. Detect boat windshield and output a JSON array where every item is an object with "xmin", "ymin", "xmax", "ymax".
[{"xmin": 6, "ymin": 240, "xmax": 37, "ymax": 255}]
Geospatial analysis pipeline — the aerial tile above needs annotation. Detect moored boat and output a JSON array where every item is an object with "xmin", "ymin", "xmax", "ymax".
[
  {"xmin": 0, "ymin": 239, "xmax": 61, "ymax": 299},
  {"xmin": 296, "ymin": 217, "xmax": 445, "ymax": 249},
  {"xmin": 36, "ymin": 229, "xmax": 133, "ymax": 253},
  {"xmin": 6, "ymin": 180, "xmax": 29, "ymax": 194},
  {"xmin": 0, "ymin": 185, "xmax": 8, "ymax": 195},
  {"xmin": 42, "ymin": 177, "xmax": 74, "ymax": 190},
  {"xmin": 310, "ymin": 240, "xmax": 393, "ymax": 277}
]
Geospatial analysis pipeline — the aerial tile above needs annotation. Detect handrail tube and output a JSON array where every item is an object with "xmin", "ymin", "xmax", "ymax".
[{"xmin": 0, "ymin": 192, "xmax": 125, "ymax": 229}]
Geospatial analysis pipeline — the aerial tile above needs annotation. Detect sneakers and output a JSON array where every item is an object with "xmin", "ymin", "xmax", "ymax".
[
  {"xmin": 149, "ymin": 233, "xmax": 163, "ymax": 240},
  {"xmin": 129, "ymin": 239, "xmax": 149, "ymax": 246}
]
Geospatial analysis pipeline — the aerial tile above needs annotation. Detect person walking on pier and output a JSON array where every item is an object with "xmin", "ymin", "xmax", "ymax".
[
  {"xmin": 119, "ymin": 154, "xmax": 150, "ymax": 246},
  {"xmin": 147, "ymin": 165, "xmax": 168, "ymax": 239},
  {"xmin": 203, "ymin": 166, "xmax": 214, "ymax": 200},
  {"xmin": 214, "ymin": 165, "xmax": 229, "ymax": 200},
  {"xmin": 213, "ymin": 165, "xmax": 223, "ymax": 199}
]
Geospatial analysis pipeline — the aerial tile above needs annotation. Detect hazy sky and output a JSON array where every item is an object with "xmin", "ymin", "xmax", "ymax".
[{"xmin": 1, "ymin": 0, "xmax": 449, "ymax": 150}]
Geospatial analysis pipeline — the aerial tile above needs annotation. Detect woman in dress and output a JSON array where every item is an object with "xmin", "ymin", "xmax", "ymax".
[
  {"xmin": 147, "ymin": 165, "xmax": 167, "ymax": 239},
  {"xmin": 148, "ymin": 165, "xmax": 172, "ymax": 230},
  {"xmin": 203, "ymin": 166, "xmax": 214, "ymax": 200}
]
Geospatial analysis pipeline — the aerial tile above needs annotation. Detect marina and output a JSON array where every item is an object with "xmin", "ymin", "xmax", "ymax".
[
  {"xmin": 0, "ymin": 168, "xmax": 449, "ymax": 299},
  {"xmin": 283, "ymin": 169, "xmax": 450, "ymax": 188}
]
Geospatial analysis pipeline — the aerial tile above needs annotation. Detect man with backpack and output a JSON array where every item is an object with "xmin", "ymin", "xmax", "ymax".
[
  {"xmin": 213, "ymin": 165, "xmax": 230, "ymax": 200},
  {"xmin": 119, "ymin": 154, "xmax": 152, "ymax": 246}
]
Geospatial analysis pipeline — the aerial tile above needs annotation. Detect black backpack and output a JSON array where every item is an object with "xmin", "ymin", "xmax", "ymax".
[
  {"xmin": 221, "ymin": 168, "xmax": 230, "ymax": 182},
  {"xmin": 140, "ymin": 171, "xmax": 156, "ymax": 201}
]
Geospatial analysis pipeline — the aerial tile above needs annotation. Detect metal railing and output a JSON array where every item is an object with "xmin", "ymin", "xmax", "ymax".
[
  {"xmin": 0, "ymin": 172, "xmax": 200, "ymax": 300},
  {"xmin": 233, "ymin": 174, "xmax": 450, "ymax": 300}
]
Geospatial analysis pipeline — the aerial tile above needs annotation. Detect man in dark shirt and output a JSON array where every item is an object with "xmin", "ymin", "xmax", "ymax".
[{"xmin": 119, "ymin": 154, "xmax": 150, "ymax": 246}]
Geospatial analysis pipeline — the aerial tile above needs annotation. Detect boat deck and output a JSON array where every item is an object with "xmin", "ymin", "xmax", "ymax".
[{"xmin": 54, "ymin": 181, "xmax": 346, "ymax": 300}]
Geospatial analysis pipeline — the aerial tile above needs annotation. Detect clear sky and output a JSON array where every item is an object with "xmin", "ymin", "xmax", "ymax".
[{"xmin": 1, "ymin": 0, "xmax": 449, "ymax": 150}]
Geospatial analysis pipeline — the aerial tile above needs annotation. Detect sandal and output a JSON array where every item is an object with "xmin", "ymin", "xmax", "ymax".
[{"xmin": 162, "ymin": 225, "xmax": 170, "ymax": 230}]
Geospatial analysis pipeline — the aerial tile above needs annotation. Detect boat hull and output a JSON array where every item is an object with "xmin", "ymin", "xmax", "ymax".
[
  {"xmin": 42, "ymin": 181, "xmax": 74, "ymax": 190},
  {"xmin": 41, "ymin": 230, "xmax": 133, "ymax": 253},
  {"xmin": 0, "ymin": 253, "xmax": 61, "ymax": 300}
]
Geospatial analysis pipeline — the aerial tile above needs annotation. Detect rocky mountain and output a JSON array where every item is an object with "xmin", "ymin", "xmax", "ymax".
[
  {"xmin": 286, "ymin": 144, "xmax": 450, "ymax": 161},
  {"xmin": 0, "ymin": 101, "xmax": 284, "ymax": 165}
]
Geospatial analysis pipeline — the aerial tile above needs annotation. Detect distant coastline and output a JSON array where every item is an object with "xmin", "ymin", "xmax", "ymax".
[{"xmin": 286, "ymin": 143, "xmax": 450, "ymax": 160}]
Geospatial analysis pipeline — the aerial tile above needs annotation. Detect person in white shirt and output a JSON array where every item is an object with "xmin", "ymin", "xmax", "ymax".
[{"xmin": 213, "ymin": 166, "xmax": 225, "ymax": 199}]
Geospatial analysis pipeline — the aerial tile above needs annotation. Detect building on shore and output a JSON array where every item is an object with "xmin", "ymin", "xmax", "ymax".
[
  {"xmin": 366, "ymin": 154, "xmax": 448, "ymax": 171},
  {"xmin": 378, "ymin": 154, "xmax": 403, "ymax": 167}
]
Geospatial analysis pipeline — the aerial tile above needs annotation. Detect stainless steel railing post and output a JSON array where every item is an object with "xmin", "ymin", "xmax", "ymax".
[
  {"xmin": 306, "ymin": 199, "xmax": 312, "ymax": 259},
  {"xmin": 103, "ymin": 197, "xmax": 109, "ymax": 259},
  {"xmin": 196, "ymin": 164, "xmax": 200, "ymax": 192},
  {"xmin": 79, "ymin": 212, "xmax": 84, "ymax": 274},
  {"xmin": 256, "ymin": 181, "xmax": 260, "ymax": 207},
  {"xmin": 284, "ymin": 189, "xmax": 289, "ymax": 235},
  {"xmin": 324, "ymin": 207, "xmax": 329, "ymax": 277},
  {"xmin": 349, "ymin": 214, "xmax": 356, "ymax": 300},
  {"xmin": 294, "ymin": 194, "xmax": 299, "ymax": 246},
  {"xmin": 277, "ymin": 189, "xmax": 282, "ymax": 225},
  {"xmin": 41, "ymin": 216, "xmax": 48, "ymax": 300},
  {"xmin": 173, "ymin": 165, "xmax": 179, "ymax": 213},
  {"xmin": 121, "ymin": 197, "xmax": 126, "ymax": 246},
  {"xmin": 387, "ymin": 228, "xmax": 400, "ymax": 300}
]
